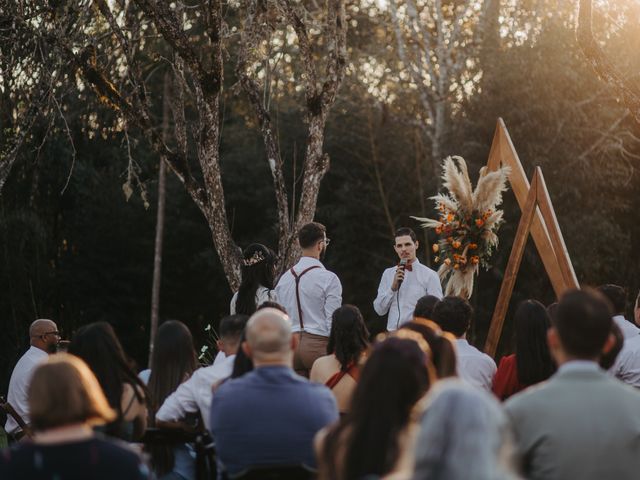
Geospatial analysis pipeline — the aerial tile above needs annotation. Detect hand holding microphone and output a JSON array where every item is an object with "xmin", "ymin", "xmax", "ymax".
[{"xmin": 392, "ymin": 258, "xmax": 407, "ymax": 291}]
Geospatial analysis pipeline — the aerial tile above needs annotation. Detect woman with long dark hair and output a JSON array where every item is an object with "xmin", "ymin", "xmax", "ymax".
[
  {"xmin": 68, "ymin": 322, "xmax": 149, "ymax": 441},
  {"xmin": 145, "ymin": 321, "xmax": 198, "ymax": 480},
  {"xmin": 310, "ymin": 305, "xmax": 369, "ymax": 413},
  {"xmin": 230, "ymin": 243, "xmax": 277, "ymax": 315},
  {"xmin": 493, "ymin": 299, "xmax": 556, "ymax": 400},
  {"xmin": 316, "ymin": 337, "xmax": 433, "ymax": 480}
]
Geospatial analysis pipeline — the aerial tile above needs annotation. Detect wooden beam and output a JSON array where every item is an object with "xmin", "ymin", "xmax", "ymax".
[
  {"xmin": 488, "ymin": 119, "xmax": 567, "ymax": 297},
  {"xmin": 484, "ymin": 171, "xmax": 539, "ymax": 357},
  {"xmin": 535, "ymin": 168, "xmax": 580, "ymax": 291}
]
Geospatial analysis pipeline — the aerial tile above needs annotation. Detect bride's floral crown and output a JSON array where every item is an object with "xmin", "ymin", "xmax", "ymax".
[{"xmin": 243, "ymin": 250, "xmax": 266, "ymax": 267}]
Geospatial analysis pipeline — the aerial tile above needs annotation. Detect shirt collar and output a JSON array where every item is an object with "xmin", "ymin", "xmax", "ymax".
[
  {"xmin": 28, "ymin": 345, "xmax": 48, "ymax": 358},
  {"xmin": 296, "ymin": 256, "xmax": 324, "ymax": 268},
  {"xmin": 558, "ymin": 360, "xmax": 600, "ymax": 374}
]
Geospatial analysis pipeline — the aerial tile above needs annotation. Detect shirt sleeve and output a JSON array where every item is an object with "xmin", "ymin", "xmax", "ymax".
[
  {"xmin": 427, "ymin": 270, "xmax": 444, "ymax": 298},
  {"xmin": 373, "ymin": 269, "xmax": 394, "ymax": 316},
  {"xmin": 156, "ymin": 374, "xmax": 199, "ymax": 422},
  {"xmin": 324, "ymin": 274, "xmax": 343, "ymax": 329}
]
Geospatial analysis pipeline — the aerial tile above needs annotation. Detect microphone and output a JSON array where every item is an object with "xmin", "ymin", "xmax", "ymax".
[{"xmin": 397, "ymin": 258, "xmax": 407, "ymax": 287}]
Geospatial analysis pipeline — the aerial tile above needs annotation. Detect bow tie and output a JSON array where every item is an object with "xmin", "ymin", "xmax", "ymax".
[{"xmin": 401, "ymin": 262, "xmax": 413, "ymax": 272}]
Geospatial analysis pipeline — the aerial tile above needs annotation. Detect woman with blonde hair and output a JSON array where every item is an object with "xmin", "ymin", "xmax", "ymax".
[{"xmin": 0, "ymin": 353, "xmax": 151, "ymax": 479}]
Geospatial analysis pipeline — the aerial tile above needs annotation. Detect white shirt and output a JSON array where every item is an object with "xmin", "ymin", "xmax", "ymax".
[
  {"xmin": 610, "ymin": 335, "xmax": 640, "ymax": 388},
  {"xmin": 373, "ymin": 259, "xmax": 443, "ymax": 331},
  {"xmin": 613, "ymin": 315, "xmax": 640, "ymax": 340},
  {"xmin": 5, "ymin": 346, "xmax": 48, "ymax": 433},
  {"xmin": 455, "ymin": 339, "xmax": 497, "ymax": 392},
  {"xmin": 156, "ymin": 354, "xmax": 235, "ymax": 430},
  {"xmin": 229, "ymin": 286, "xmax": 277, "ymax": 314},
  {"xmin": 274, "ymin": 256, "xmax": 342, "ymax": 337}
]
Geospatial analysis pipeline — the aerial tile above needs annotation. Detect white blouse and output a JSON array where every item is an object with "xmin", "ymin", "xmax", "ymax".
[{"xmin": 229, "ymin": 286, "xmax": 277, "ymax": 314}]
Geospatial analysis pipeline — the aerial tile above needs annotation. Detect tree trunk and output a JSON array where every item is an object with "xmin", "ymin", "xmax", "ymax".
[{"xmin": 148, "ymin": 74, "xmax": 170, "ymax": 368}]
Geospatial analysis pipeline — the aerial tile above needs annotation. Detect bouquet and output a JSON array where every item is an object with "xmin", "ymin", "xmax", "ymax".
[{"xmin": 412, "ymin": 156, "xmax": 510, "ymax": 298}]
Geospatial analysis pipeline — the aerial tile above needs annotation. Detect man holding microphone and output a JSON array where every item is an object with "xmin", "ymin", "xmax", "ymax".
[{"xmin": 374, "ymin": 228, "xmax": 443, "ymax": 331}]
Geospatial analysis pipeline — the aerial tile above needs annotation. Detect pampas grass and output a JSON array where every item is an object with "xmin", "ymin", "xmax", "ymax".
[{"xmin": 412, "ymin": 156, "xmax": 510, "ymax": 298}]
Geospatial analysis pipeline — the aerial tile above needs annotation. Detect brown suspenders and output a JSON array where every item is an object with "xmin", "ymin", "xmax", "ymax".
[{"xmin": 290, "ymin": 265, "xmax": 321, "ymax": 330}]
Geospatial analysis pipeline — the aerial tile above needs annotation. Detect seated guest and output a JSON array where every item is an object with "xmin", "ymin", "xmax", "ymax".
[
  {"xmin": 412, "ymin": 380, "xmax": 518, "ymax": 480},
  {"xmin": 432, "ymin": 296, "xmax": 496, "ymax": 391},
  {"xmin": 210, "ymin": 308, "xmax": 338, "ymax": 476},
  {"xmin": 400, "ymin": 319, "xmax": 457, "ymax": 378},
  {"xmin": 316, "ymin": 337, "xmax": 433, "ymax": 480},
  {"xmin": 505, "ymin": 289, "xmax": 640, "ymax": 480},
  {"xmin": 635, "ymin": 290, "xmax": 640, "ymax": 327},
  {"xmin": 156, "ymin": 315, "xmax": 248, "ymax": 431},
  {"xmin": 68, "ymin": 322, "xmax": 149, "ymax": 441},
  {"xmin": 597, "ymin": 284, "xmax": 639, "ymax": 339},
  {"xmin": 413, "ymin": 295, "xmax": 440, "ymax": 321},
  {"xmin": 0, "ymin": 353, "xmax": 151, "ymax": 480},
  {"xmin": 4, "ymin": 319, "xmax": 59, "ymax": 438},
  {"xmin": 310, "ymin": 305, "xmax": 370, "ymax": 414},
  {"xmin": 230, "ymin": 244, "xmax": 278, "ymax": 315},
  {"xmin": 145, "ymin": 321, "xmax": 198, "ymax": 480},
  {"xmin": 493, "ymin": 300, "xmax": 556, "ymax": 400}
]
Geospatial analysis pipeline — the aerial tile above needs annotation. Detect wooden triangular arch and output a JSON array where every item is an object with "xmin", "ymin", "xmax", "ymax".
[{"xmin": 483, "ymin": 119, "xmax": 579, "ymax": 357}]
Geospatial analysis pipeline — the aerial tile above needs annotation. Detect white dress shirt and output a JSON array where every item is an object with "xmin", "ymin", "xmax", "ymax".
[
  {"xmin": 156, "ymin": 354, "xmax": 235, "ymax": 430},
  {"xmin": 610, "ymin": 335, "xmax": 640, "ymax": 388},
  {"xmin": 373, "ymin": 259, "xmax": 443, "ymax": 331},
  {"xmin": 229, "ymin": 286, "xmax": 277, "ymax": 314},
  {"xmin": 5, "ymin": 346, "xmax": 48, "ymax": 433},
  {"xmin": 274, "ymin": 256, "xmax": 342, "ymax": 337},
  {"xmin": 455, "ymin": 339, "xmax": 497, "ymax": 392},
  {"xmin": 613, "ymin": 315, "xmax": 640, "ymax": 340}
]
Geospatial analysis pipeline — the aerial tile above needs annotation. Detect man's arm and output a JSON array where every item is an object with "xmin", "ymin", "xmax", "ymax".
[
  {"xmin": 426, "ymin": 269, "xmax": 444, "ymax": 298},
  {"xmin": 373, "ymin": 269, "xmax": 395, "ymax": 315},
  {"xmin": 156, "ymin": 373, "xmax": 200, "ymax": 422},
  {"xmin": 324, "ymin": 274, "xmax": 343, "ymax": 328}
]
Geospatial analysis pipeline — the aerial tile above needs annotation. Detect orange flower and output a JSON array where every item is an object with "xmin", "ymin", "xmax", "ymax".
[
  {"xmin": 469, "ymin": 243, "xmax": 478, "ymax": 250},
  {"xmin": 452, "ymin": 240, "xmax": 461, "ymax": 249},
  {"xmin": 446, "ymin": 213, "xmax": 455, "ymax": 223},
  {"xmin": 471, "ymin": 256, "xmax": 480, "ymax": 265},
  {"xmin": 453, "ymin": 263, "xmax": 460, "ymax": 270},
  {"xmin": 475, "ymin": 218, "xmax": 484, "ymax": 227},
  {"xmin": 432, "ymin": 244, "xmax": 439, "ymax": 253},
  {"xmin": 444, "ymin": 258, "xmax": 451, "ymax": 266}
]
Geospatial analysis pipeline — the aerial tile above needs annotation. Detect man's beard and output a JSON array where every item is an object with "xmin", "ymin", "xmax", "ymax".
[{"xmin": 46, "ymin": 342, "xmax": 58, "ymax": 354}]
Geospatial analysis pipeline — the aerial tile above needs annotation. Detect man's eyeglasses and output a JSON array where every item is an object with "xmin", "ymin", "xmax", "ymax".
[{"xmin": 41, "ymin": 331, "xmax": 61, "ymax": 338}]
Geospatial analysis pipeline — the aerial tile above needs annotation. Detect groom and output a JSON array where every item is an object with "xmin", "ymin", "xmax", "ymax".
[{"xmin": 373, "ymin": 228, "xmax": 443, "ymax": 331}]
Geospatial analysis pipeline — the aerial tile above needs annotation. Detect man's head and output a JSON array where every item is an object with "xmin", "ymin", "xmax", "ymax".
[
  {"xmin": 298, "ymin": 222, "xmax": 329, "ymax": 260},
  {"xmin": 242, "ymin": 308, "xmax": 294, "ymax": 367},
  {"xmin": 432, "ymin": 296, "xmax": 472, "ymax": 338},
  {"xmin": 394, "ymin": 228, "xmax": 419, "ymax": 263},
  {"xmin": 414, "ymin": 295, "xmax": 440, "ymax": 320},
  {"xmin": 30, "ymin": 319, "xmax": 60, "ymax": 354},
  {"xmin": 548, "ymin": 289, "xmax": 613, "ymax": 363},
  {"xmin": 596, "ymin": 284, "xmax": 626, "ymax": 316},
  {"xmin": 217, "ymin": 314, "xmax": 249, "ymax": 356}
]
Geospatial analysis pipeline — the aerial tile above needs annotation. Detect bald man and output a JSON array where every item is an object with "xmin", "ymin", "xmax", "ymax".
[
  {"xmin": 210, "ymin": 308, "xmax": 338, "ymax": 476},
  {"xmin": 5, "ymin": 319, "xmax": 60, "ymax": 437}
]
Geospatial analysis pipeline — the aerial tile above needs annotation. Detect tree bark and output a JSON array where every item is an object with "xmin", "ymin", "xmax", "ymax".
[{"xmin": 148, "ymin": 74, "xmax": 170, "ymax": 368}]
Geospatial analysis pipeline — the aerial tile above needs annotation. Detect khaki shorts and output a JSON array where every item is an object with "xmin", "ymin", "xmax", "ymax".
[{"xmin": 293, "ymin": 331, "xmax": 329, "ymax": 377}]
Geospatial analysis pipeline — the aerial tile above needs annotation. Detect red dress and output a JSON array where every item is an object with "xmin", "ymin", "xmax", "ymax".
[{"xmin": 492, "ymin": 354, "xmax": 527, "ymax": 401}]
